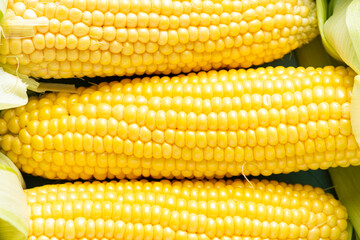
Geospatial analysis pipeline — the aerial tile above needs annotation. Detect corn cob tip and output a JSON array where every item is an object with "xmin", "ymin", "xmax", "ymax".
[{"xmin": 350, "ymin": 75, "xmax": 360, "ymax": 146}]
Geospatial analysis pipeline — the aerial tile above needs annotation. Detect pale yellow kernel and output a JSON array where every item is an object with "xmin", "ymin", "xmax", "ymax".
[
  {"xmin": 23, "ymin": 9, "xmax": 37, "ymax": 19},
  {"xmin": 21, "ymin": 39, "xmax": 35, "ymax": 54},
  {"xmin": 89, "ymin": 26, "xmax": 103, "ymax": 40},
  {"xmin": 248, "ymin": 19, "xmax": 262, "ymax": 33},
  {"xmin": 55, "ymin": 5, "xmax": 69, "ymax": 21},
  {"xmin": 91, "ymin": 11, "xmax": 104, "ymax": 27},
  {"xmin": 44, "ymin": 3, "xmax": 56, "ymax": 18},
  {"xmin": 55, "ymin": 34, "xmax": 67, "ymax": 49},
  {"xmin": 243, "ymin": 33, "xmax": 253, "ymax": 45},
  {"xmin": 80, "ymin": 11, "xmax": 92, "ymax": 25},
  {"xmin": 66, "ymin": 34, "xmax": 78, "ymax": 49},
  {"xmin": 229, "ymin": 23, "xmax": 240, "ymax": 37},
  {"xmin": 50, "ymin": 19, "xmax": 61, "ymax": 33},
  {"xmin": 68, "ymin": 8, "xmax": 82, "ymax": 23},
  {"xmin": 33, "ymin": 34, "xmax": 46, "ymax": 50},
  {"xmin": 274, "ymin": 14, "xmax": 286, "ymax": 28},
  {"xmin": 43, "ymin": 33, "xmax": 55, "ymax": 49},
  {"xmin": 78, "ymin": 36, "xmax": 91, "ymax": 50},
  {"xmin": 60, "ymin": 20, "xmax": 74, "ymax": 35},
  {"xmin": 36, "ymin": 16, "xmax": 50, "ymax": 33},
  {"xmin": 103, "ymin": 26, "xmax": 116, "ymax": 41},
  {"xmin": 13, "ymin": 2, "xmax": 26, "ymax": 15}
]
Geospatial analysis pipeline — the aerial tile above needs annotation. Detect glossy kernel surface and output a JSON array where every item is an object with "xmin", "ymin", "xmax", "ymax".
[
  {"xmin": 1, "ymin": 0, "xmax": 318, "ymax": 78},
  {"xmin": 0, "ymin": 66, "xmax": 358, "ymax": 180},
  {"xmin": 25, "ymin": 179, "xmax": 349, "ymax": 240}
]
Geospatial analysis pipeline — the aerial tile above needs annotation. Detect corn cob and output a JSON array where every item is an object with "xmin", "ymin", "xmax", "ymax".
[
  {"xmin": 1, "ymin": 66, "xmax": 359, "ymax": 180},
  {"xmin": 25, "ymin": 178, "xmax": 349, "ymax": 240},
  {"xmin": 0, "ymin": 0, "xmax": 318, "ymax": 79}
]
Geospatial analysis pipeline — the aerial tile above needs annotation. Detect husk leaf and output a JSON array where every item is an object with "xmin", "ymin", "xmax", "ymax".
[
  {"xmin": 321, "ymin": 0, "xmax": 360, "ymax": 74},
  {"xmin": 316, "ymin": 0, "xmax": 342, "ymax": 61},
  {"xmin": 0, "ymin": 0, "xmax": 7, "ymax": 24},
  {"xmin": 329, "ymin": 166, "xmax": 360, "ymax": 239},
  {"xmin": 0, "ymin": 155, "xmax": 28, "ymax": 240},
  {"xmin": 0, "ymin": 67, "xmax": 32, "ymax": 109}
]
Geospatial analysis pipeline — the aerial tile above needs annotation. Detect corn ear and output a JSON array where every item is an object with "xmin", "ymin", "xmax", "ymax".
[{"xmin": 1, "ymin": 0, "xmax": 319, "ymax": 79}]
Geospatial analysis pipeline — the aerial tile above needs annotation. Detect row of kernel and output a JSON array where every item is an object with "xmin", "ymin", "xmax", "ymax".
[
  {"xmin": 28, "ymin": 217, "xmax": 321, "ymax": 240},
  {"xmin": 50, "ymin": 95, "xmax": 349, "ymax": 116},
  {"xmin": 26, "ymin": 182, "xmax": 310, "ymax": 208},
  {"xmin": 4, "ymin": 29, "xmax": 282, "ymax": 57},
  {"xmin": 9, "ymin": 146, "xmax": 359, "ymax": 178},
  {"xmin": 11, "ymin": 1, "xmax": 287, "ymax": 17},
  {"xmin": 14, "ymin": 107, "xmax": 350, "ymax": 137},
  {"xmin": 74, "ymin": 67, "xmax": 353, "ymax": 92},
  {"xmin": 9, "ymin": 128, "xmax": 357, "ymax": 160},
  {"xmin": 24, "ymin": 178, "xmax": 321, "ymax": 198},
  {"xmin": 3, "ymin": 45, "xmax": 278, "ymax": 67},
  {"xmin": 0, "ymin": 101, "xmax": 350, "ymax": 135},
  {"xmin": 28, "ymin": 195, "xmax": 311, "ymax": 222},
  {"xmin": 15, "ymin": 150, "xmax": 359, "ymax": 180},
  {"xmin": 28, "ymin": 12, "xmax": 279, "ymax": 29},
  {"xmin": 17, "ymin": 133, "xmax": 355, "ymax": 159},
  {"xmin": 11, "ymin": 109, "xmax": 350, "ymax": 138},
  {"xmin": 72, "ymin": 87, "xmax": 349, "ymax": 106}
]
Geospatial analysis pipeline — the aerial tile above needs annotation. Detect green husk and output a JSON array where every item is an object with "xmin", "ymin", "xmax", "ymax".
[
  {"xmin": 345, "ymin": 0, "xmax": 360, "ymax": 74},
  {"xmin": 316, "ymin": 0, "xmax": 342, "ymax": 61},
  {"xmin": 0, "ymin": 0, "xmax": 7, "ymax": 24},
  {"xmin": 0, "ymin": 67, "xmax": 39, "ymax": 110},
  {"xmin": 0, "ymin": 152, "xmax": 25, "ymax": 188},
  {"xmin": 348, "ymin": 221, "xmax": 354, "ymax": 240},
  {"xmin": 0, "ymin": 67, "xmax": 75, "ymax": 109},
  {"xmin": 0, "ymin": 154, "xmax": 28, "ymax": 240},
  {"xmin": 329, "ymin": 166, "xmax": 360, "ymax": 240},
  {"xmin": 0, "ymin": 0, "xmax": 7, "ymax": 43},
  {"xmin": 317, "ymin": 0, "xmax": 360, "ymax": 74}
]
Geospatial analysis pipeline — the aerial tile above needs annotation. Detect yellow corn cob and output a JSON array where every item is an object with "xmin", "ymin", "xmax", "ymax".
[
  {"xmin": 1, "ymin": 66, "xmax": 359, "ymax": 180},
  {"xmin": 25, "ymin": 179, "xmax": 349, "ymax": 240},
  {"xmin": 0, "ymin": 0, "xmax": 318, "ymax": 79}
]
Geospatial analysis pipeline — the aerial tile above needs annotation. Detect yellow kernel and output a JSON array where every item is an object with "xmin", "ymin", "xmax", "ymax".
[
  {"xmin": 60, "ymin": 20, "xmax": 74, "ymax": 35},
  {"xmin": 92, "ymin": 10, "xmax": 104, "ymax": 26},
  {"xmin": 55, "ymin": 5, "xmax": 69, "ymax": 21},
  {"xmin": 23, "ymin": 9, "xmax": 37, "ymax": 19}
]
